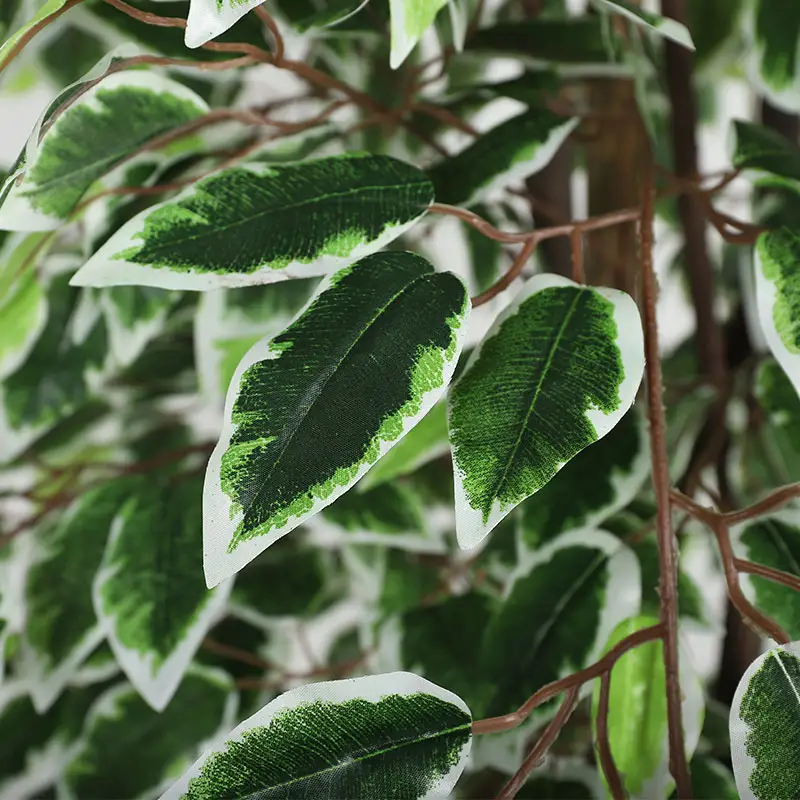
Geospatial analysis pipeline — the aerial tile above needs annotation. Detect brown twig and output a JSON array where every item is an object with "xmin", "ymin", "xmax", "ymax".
[
  {"xmin": 596, "ymin": 670, "xmax": 626, "ymax": 799},
  {"xmin": 495, "ymin": 687, "xmax": 581, "ymax": 800},
  {"xmin": 735, "ymin": 558, "xmax": 800, "ymax": 595},
  {"xmin": 639, "ymin": 154, "xmax": 692, "ymax": 797},
  {"xmin": 255, "ymin": 5, "xmax": 285, "ymax": 63},
  {"xmin": 203, "ymin": 637, "xmax": 274, "ymax": 671}
]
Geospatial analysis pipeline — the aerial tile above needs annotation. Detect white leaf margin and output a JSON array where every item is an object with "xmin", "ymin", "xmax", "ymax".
[
  {"xmin": 185, "ymin": 0, "xmax": 267, "ymax": 50},
  {"xmin": 92, "ymin": 503, "xmax": 234, "ymax": 712},
  {"xmin": 593, "ymin": 0, "xmax": 695, "ymax": 51},
  {"xmin": 0, "ymin": 68, "xmax": 209, "ymax": 232},
  {"xmin": 449, "ymin": 273, "xmax": 646, "ymax": 551},
  {"xmin": 160, "ymin": 671, "xmax": 472, "ymax": 800},
  {"xmin": 729, "ymin": 640, "xmax": 800, "ymax": 800},
  {"xmin": 202, "ymin": 265, "xmax": 469, "ymax": 588}
]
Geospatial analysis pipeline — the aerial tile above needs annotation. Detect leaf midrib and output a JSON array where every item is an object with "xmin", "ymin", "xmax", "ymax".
[
  {"xmin": 489, "ymin": 289, "xmax": 584, "ymax": 505},
  {"xmin": 234, "ymin": 271, "xmax": 436, "ymax": 538},
  {"xmin": 126, "ymin": 178, "xmax": 430, "ymax": 259},
  {"xmin": 234, "ymin": 720, "xmax": 470, "ymax": 796}
]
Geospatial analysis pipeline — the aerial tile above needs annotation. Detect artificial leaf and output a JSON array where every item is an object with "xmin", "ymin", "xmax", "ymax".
[
  {"xmin": 292, "ymin": 0, "xmax": 372, "ymax": 32},
  {"xmin": 360, "ymin": 402, "xmax": 450, "ymax": 490},
  {"xmin": 389, "ymin": 0, "xmax": 448, "ymax": 69},
  {"xmin": 21, "ymin": 478, "xmax": 137, "ymax": 712},
  {"xmin": 594, "ymin": 0, "xmax": 695, "ymax": 50},
  {"xmin": 677, "ymin": 756, "xmax": 738, "ymax": 800},
  {"xmin": 0, "ymin": 71, "xmax": 209, "ymax": 231},
  {"xmin": 71, "ymin": 153, "xmax": 434, "ymax": 291},
  {"xmin": 62, "ymin": 667, "xmax": 236, "ymax": 799},
  {"xmin": 428, "ymin": 109, "xmax": 578, "ymax": 207},
  {"xmin": 732, "ymin": 119, "xmax": 800, "ymax": 186},
  {"xmin": 93, "ymin": 475, "xmax": 232, "ymax": 711},
  {"xmin": 747, "ymin": 0, "xmax": 800, "ymax": 113},
  {"xmin": 202, "ymin": 251, "xmax": 469, "ymax": 588},
  {"xmin": 480, "ymin": 530, "xmax": 641, "ymax": 718},
  {"xmin": 730, "ymin": 642, "xmax": 800, "ymax": 800},
  {"xmin": 688, "ymin": 0, "xmax": 744, "ymax": 67},
  {"xmin": 378, "ymin": 549, "xmax": 443, "ymax": 617},
  {"xmin": 39, "ymin": 24, "xmax": 107, "ymax": 87},
  {"xmin": 754, "ymin": 228, "xmax": 800, "ymax": 397},
  {"xmin": 448, "ymin": 274, "xmax": 645, "ymax": 550},
  {"xmin": 0, "ymin": 232, "xmax": 48, "ymax": 380},
  {"xmin": 160, "ymin": 671, "xmax": 472, "ymax": 799},
  {"xmin": 519, "ymin": 406, "xmax": 649, "ymax": 551},
  {"xmin": 731, "ymin": 512, "xmax": 800, "ymax": 640}
]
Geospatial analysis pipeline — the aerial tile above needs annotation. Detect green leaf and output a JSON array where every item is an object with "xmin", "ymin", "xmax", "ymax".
[
  {"xmin": 594, "ymin": 0, "xmax": 695, "ymax": 50},
  {"xmin": 428, "ymin": 109, "xmax": 578, "ymax": 207},
  {"xmin": 0, "ymin": 0, "xmax": 70, "ymax": 73},
  {"xmin": 755, "ymin": 359, "xmax": 800, "ymax": 469},
  {"xmin": 202, "ymin": 251, "xmax": 469, "ymax": 588},
  {"xmin": 0, "ymin": 71, "xmax": 209, "ymax": 231},
  {"xmin": 71, "ymin": 153, "xmax": 435, "ymax": 291},
  {"xmin": 378, "ymin": 549, "xmax": 443, "ymax": 617},
  {"xmin": 360, "ymin": 402, "xmax": 450, "ymax": 490},
  {"xmin": 519, "ymin": 406, "xmax": 649, "ymax": 551},
  {"xmin": 39, "ymin": 24, "xmax": 107, "ymax": 87},
  {"xmin": 675, "ymin": 756, "xmax": 737, "ymax": 800},
  {"xmin": 687, "ymin": 0, "xmax": 744, "ymax": 67},
  {"xmin": 730, "ymin": 642, "xmax": 800, "ymax": 799},
  {"xmin": 448, "ymin": 274, "xmax": 645, "ymax": 549},
  {"xmin": 93, "ymin": 476, "xmax": 232, "ymax": 711},
  {"xmin": 754, "ymin": 229, "xmax": 800, "ymax": 397},
  {"xmin": 161, "ymin": 671, "xmax": 472, "ymax": 799},
  {"xmin": 0, "ymin": 232, "xmax": 48, "ymax": 380},
  {"xmin": 480, "ymin": 530, "xmax": 641, "ymax": 718},
  {"xmin": 389, "ymin": 0, "xmax": 448, "ymax": 69},
  {"xmin": 748, "ymin": 0, "xmax": 800, "ymax": 112},
  {"xmin": 21, "ymin": 478, "xmax": 137, "ymax": 712},
  {"xmin": 185, "ymin": 0, "xmax": 267, "ymax": 49},
  {"xmin": 731, "ymin": 513, "xmax": 800, "ymax": 640},
  {"xmin": 62, "ymin": 667, "xmax": 236, "ymax": 799},
  {"xmin": 291, "ymin": 0, "xmax": 371, "ymax": 32},
  {"xmin": 732, "ymin": 120, "xmax": 800, "ymax": 186}
]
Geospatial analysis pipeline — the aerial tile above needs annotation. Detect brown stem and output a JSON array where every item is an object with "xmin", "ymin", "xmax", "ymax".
[
  {"xmin": 596, "ymin": 670, "xmax": 626, "ymax": 799},
  {"xmin": 495, "ymin": 687, "xmax": 581, "ymax": 800},
  {"xmin": 735, "ymin": 558, "xmax": 800, "ymax": 595},
  {"xmin": 471, "ymin": 239, "xmax": 535, "ymax": 306},
  {"xmin": 471, "ymin": 623, "xmax": 663, "ymax": 735},
  {"xmin": 254, "ymin": 5, "xmax": 285, "ymax": 63},
  {"xmin": 639, "ymin": 155, "xmax": 692, "ymax": 797},
  {"xmin": 202, "ymin": 637, "xmax": 274, "ymax": 671}
]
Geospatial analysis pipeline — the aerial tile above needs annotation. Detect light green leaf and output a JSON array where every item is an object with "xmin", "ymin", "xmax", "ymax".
[
  {"xmin": 0, "ymin": 232, "xmax": 48, "ymax": 380},
  {"xmin": 730, "ymin": 642, "xmax": 800, "ymax": 799},
  {"xmin": 0, "ymin": 0, "xmax": 69, "ymax": 73},
  {"xmin": 160, "ymin": 671, "xmax": 472, "ymax": 799},
  {"xmin": 594, "ymin": 0, "xmax": 695, "ymax": 50},
  {"xmin": 520, "ymin": 406, "xmax": 649, "ymax": 551},
  {"xmin": 591, "ymin": 614, "xmax": 704, "ymax": 798},
  {"xmin": 746, "ymin": 0, "xmax": 800, "ymax": 113},
  {"xmin": 71, "ymin": 153, "xmax": 435, "ymax": 291},
  {"xmin": 202, "ymin": 251, "xmax": 469, "ymax": 588},
  {"xmin": 480, "ymin": 530, "xmax": 641, "ymax": 719},
  {"xmin": 21, "ymin": 478, "xmax": 137, "ymax": 713},
  {"xmin": 185, "ymin": 0, "xmax": 267, "ymax": 49},
  {"xmin": 754, "ymin": 228, "xmax": 800, "ymax": 397},
  {"xmin": 360, "ymin": 402, "xmax": 450, "ymax": 490},
  {"xmin": 448, "ymin": 274, "xmax": 645, "ymax": 550},
  {"xmin": 428, "ymin": 109, "xmax": 578, "ymax": 207},
  {"xmin": 62, "ymin": 667, "xmax": 237, "ymax": 799},
  {"xmin": 0, "ymin": 71, "xmax": 209, "ymax": 231},
  {"xmin": 93, "ymin": 476, "xmax": 232, "ymax": 711},
  {"xmin": 732, "ymin": 119, "xmax": 800, "ymax": 186},
  {"xmin": 389, "ymin": 0, "xmax": 448, "ymax": 69},
  {"xmin": 731, "ymin": 511, "xmax": 800, "ymax": 640}
]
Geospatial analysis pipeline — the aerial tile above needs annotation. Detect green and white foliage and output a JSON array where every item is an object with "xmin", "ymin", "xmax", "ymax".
[
  {"xmin": 428, "ymin": 110, "xmax": 579, "ymax": 207},
  {"xmin": 590, "ymin": 615, "xmax": 705, "ymax": 798},
  {"xmin": 0, "ymin": 232, "xmax": 48, "ymax": 380},
  {"xmin": 93, "ymin": 475, "xmax": 232, "ymax": 711},
  {"xmin": 0, "ymin": 70, "xmax": 209, "ymax": 231},
  {"xmin": 744, "ymin": 0, "xmax": 800, "ymax": 113},
  {"xmin": 184, "ymin": 0, "xmax": 266, "ymax": 50},
  {"xmin": 730, "ymin": 642, "xmax": 800, "ymax": 800},
  {"xmin": 480, "ymin": 530, "xmax": 641, "ymax": 719},
  {"xmin": 71, "ymin": 153, "xmax": 435, "ymax": 291},
  {"xmin": 448, "ymin": 274, "xmax": 645, "ymax": 550},
  {"xmin": 161, "ymin": 672, "xmax": 472, "ymax": 799},
  {"xmin": 731, "ymin": 119, "xmax": 800, "ymax": 187},
  {"xmin": 754, "ymin": 228, "xmax": 800, "ymax": 397},
  {"xmin": 593, "ymin": 0, "xmax": 695, "ymax": 50},
  {"xmin": 389, "ymin": 0, "xmax": 448, "ymax": 69},
  {"xmin": 62, "ymin": 667, "xmax": 237, "ymax": 799},
  {"xmin": 519, "ymin": 406, "xmax": 649, "ymax": 551},
  {"xmin": 730, "ymin": 509, "xmax": 800, "ymax": 640},
  {"xmin": 203, "ymin": 251, "xmax": 469, "ymax": 588},
  {"xmin": 20, "ymin": 478, "xmax": 136, "ymax": 712}
]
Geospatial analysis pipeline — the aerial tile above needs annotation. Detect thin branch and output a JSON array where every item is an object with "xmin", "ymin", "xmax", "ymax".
[
  {"xmin": 570, "ymin": 229, "xmax": 585, "ymax": 284},
  {"xmin": 471, "ymin": 623, "xmax": 663, "ymax": 735},
  {"xmin": 496, "ymin": 687, "xmax": 581, "ymax": 800},
  {"xmin": 471, "ymin": 239, "xmax": 535, "ymax": 307},
  {"xmin": 202, "ymin": 637, "xmax": 274, "ymax": 671},
  {"xmin": 735, "ymin": 558, "xmax": 800, "ymax": 595},
  {"xmin": 596, "ymin": 670, "xmax": 626, "ymax": 799},
  {"xmin": 254, "ymin": 5, "xmax": 285, "ymax": 63},
  {"xmin": 639, "ymin": 154, "xmax": 692, "ymax": 797}
]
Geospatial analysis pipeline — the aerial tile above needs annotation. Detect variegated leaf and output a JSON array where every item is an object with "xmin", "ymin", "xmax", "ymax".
[
  {"xmin": 389, "ymin": 0, "xmax": 448, "ymax": 69},
  {"xmin": 594, "ymin": 0, "xmax": 695, "ymax": 49}
]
